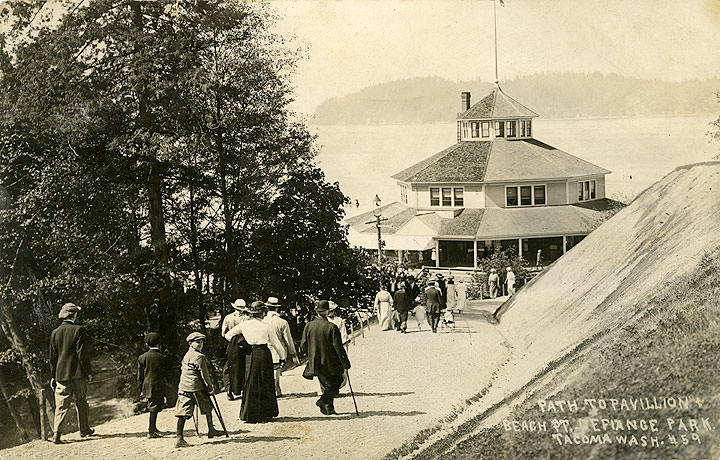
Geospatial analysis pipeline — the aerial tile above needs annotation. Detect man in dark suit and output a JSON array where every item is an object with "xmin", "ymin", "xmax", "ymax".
[
  {"xmin": 137, "ymin": 332, "xmax": 169, "ymax": 438},
  {"xmin": 300, "ymin": 300, "xmax": 351, "ymax": 415},
  {"xmin": 393, "ymin": 282, "xmax": 410, "ymax": 333},
  {"xmin": 425, "ymin": 281, "xmax": 443, "ymax": 333},
  {"xmin": 49, "ymin": 303, "xmax": 94, "ymax": 444},
  {"xmin": 405, "ymin": 276, "xmax": 419, "ymax": 308}
]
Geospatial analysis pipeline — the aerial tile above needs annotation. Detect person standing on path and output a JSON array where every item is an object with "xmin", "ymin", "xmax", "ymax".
[
  {"xmin": 488, "ymin": 268, "xmax": 500, "ymax": 299},
  {"xmin": 393, "ymin": 282, "xmax": 410, "ymax": 333},
  {"xmin": 49, "ymin": 303, "xmax": 95, "ymax": 444},
  {"xmin": 223, "ymin": 299, "xmax": 249, "ymax": 401},
  {"xmin": 225, "ymin": 301, "xmax": 282, "ymax": 423},
  {"xmin": 425, "ymin": 281, "xmax": 443, "ymax": 333},
  {"xmin": 263, "ymin": 297, "xmax": 298, "ymax": 397},
  {"xmin": 137, "ymin": 332, "xmax": 169, "ymax": 438},
  {"xmin": 455, "ymin": 281, "xmax": 467, "ymax": 314},
  {"xmin": 374, "ymin": 285, "xmax": 394, "ymax": 331},
  {"xmin": 446, "ymin": 276, "xmax": 457, "ymax": 312},
  {"xmin": 301, "ymin": 300, "xmax": 351, "ymax": 415},
  {"xmin": 435, "ymin": 274, "xmax": 447, "ymax": 309},
  {"xmin": 506, "ymin": 267, "xmax": 517, "ymax": 296},
  {"xmin": 324, "ymin": 302, "xmax": 350, "ymax": 395},
  {"xmin": 174, "ymin": 332, "xmax": 222, "ymax": 448}
]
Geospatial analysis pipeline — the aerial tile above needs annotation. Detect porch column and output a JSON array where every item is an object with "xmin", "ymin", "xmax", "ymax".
[
  {"xmin": 435, "ymin": 240, "xmax": 440, "ymax": 268},
  {"xmin": 473, "ymin": 238, "xmax": 478, "ymax": 270},
  {"xmin": 518, "ymin": 238, "xmax": 523, "ymax": 259},
  {"xmin": 562, "ymin": 236, "xmax": 567, "ymax": 254}
]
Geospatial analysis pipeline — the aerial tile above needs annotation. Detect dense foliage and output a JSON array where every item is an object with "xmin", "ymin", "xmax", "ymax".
[
  {"xmin": 0, "ymin": 0, "xmax": 377, "ymax": 440},
  {"xmin": 468, "ymin": 248, "xmax": 531, "ymax": 299}
]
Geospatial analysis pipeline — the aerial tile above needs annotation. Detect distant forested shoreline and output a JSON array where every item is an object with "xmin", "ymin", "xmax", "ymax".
[{"xmin": 312, "ymin": 73, "xmax": 720, "ymax": 124}]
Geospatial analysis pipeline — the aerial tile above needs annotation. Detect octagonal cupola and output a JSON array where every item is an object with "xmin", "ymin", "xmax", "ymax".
[{"xmin": 456, "ymin": 86, "xmax": 538, "ymax": 141}]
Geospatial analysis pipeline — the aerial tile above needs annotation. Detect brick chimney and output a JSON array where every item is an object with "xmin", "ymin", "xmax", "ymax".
[{"xmin": 461, "ymin": 92, "xmax": 471, "ymax": 112}]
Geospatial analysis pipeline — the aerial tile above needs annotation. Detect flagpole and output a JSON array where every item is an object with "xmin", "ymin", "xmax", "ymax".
[{"xmin": 493, "ymin": 0, "xmax": 499, "ymax": 85}]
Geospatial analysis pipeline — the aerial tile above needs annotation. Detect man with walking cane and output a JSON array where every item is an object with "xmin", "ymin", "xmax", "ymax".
[
  {"xmin": 300, "ymin": 300, "xmax": 351, "ymax": 416},
  {"xmin": 174, "ymin": 332, "xmax": 223, "ymax": 448}
]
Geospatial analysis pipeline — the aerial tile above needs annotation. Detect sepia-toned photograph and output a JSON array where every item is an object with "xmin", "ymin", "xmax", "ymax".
[{"xmin": 0, "ymin": 0, "xmax": 719, "ymax": 459}]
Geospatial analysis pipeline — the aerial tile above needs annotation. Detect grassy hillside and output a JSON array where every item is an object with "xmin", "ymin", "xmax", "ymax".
[
  {"xmin": 386, "ymin": 162, "xmax": 720, "ymax": 459},
  {"xmin": 312, "ymin": 74, "xmax": 720, "ymax": 124}
]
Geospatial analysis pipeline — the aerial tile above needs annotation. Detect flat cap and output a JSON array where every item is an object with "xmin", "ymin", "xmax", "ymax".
[
  {"xmin": 58, "ymin": 303, "xmax": 81, "ymax": 319},
  {"xmin": 186, "ymin": 332, "xmax": 206, "ymax": 343}
]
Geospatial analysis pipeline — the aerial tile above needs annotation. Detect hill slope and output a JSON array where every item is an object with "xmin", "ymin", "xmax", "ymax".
[
  {"xmin": 390, "ymin": 162, "xmax": 720, "ymax": 459},
  {"xmin": 312, "ymin": 74, "xmax": 720, "ymax": 124}
]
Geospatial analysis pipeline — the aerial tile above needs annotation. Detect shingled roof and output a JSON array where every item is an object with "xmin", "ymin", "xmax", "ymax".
[
  {"xmin": 391, "ymin": 142, "xmax": 492, "ymax": 182},
  {"xmin": 458, "ymin": 86, "xmax": 538, "ymax": 120},
  {"xmin": 392, "ymin": 139, "xmax": 609, "ymax": 184}
]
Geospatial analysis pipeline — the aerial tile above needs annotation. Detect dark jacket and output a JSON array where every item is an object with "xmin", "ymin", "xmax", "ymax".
[
  {"xmin": 406, "ymin": 282, "xmax": 419, "ymax": 306},
  {"xmin": 425, "ymin": 286, "xmax": 442, "ymax": 314},
  {"xmin": 436, "ymin": 279, "xmax": 447, "ymax": 307},
  {"xmin": 137, "ymin": 348, "xmax": 169, "ymax": 399},
  {"xmin": 50, "ymin": 321, "xmax": 92, "ymax": 381},
  {"xmin": 300, "ymin": 317, "xmax": 351, "ymax": 379},
  {"xmin": 393, "ymin": 289, "xmax": 410, "ymax": 314}
]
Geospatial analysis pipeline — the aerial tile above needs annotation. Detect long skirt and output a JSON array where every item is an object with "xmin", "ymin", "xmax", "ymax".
[
  {"xmin": 226, "ymin": 334, "xmax": 248, "ymax": 396},
  {"xmin": 239, "ymin": 344, "xmax": 278, "ymax": 423},
  {"xmin": 378, "ymin": 301, "xmax": 393, "ymax": 330}
]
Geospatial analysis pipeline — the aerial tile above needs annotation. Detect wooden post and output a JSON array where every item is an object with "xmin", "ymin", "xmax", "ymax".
[
  {"xmin": 473, "ymin": 239, "xmax": 478, "ymax": 270},
  {"xmin": 562, "ymin": 236, "xmax": 567, "ymax": 254},
  {"xmin": 39, "ymin": 389, "xmax": 47, "ymax": 440}
]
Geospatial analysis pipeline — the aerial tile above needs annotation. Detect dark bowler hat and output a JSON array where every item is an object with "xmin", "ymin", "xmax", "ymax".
[
  {"xmin": 315, "ymin": 300, "xmax": 330, "ymax": 313},
  {"xmin": 145, "ymin": 332, "xmax": 161, "ymax": 347}
]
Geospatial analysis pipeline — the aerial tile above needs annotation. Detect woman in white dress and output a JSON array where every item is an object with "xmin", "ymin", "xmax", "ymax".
[
  {"xmin": 374, "ymin": 285, "xmax": 394, "ymax": 331},
  {"xmin": 446, "ymin": 277, "xmax": 457, "ymax": 312},
  {"xmin": 455, "ymin": 281, "xmax": 467, "ymax": 314}
]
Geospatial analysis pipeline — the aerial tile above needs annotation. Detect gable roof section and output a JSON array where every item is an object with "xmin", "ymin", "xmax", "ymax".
[
  {"xmin": 439, "ymin": 208, "xmax": 485, "ymax": 237},
  {"xmin": 344, "ymin": 202, "xmax": 416, "ymax": 235},
  {"xmin": 483, "ymin": 139, "xmax": 611, "ymax": 181},
  {"xmin": 475, "ymin": 204, "xmax": 608, "ymax": 239},
  {"xmin": 391, "ymin": 141, "xmax": 492, "ymax": 182},
  {"xmin": 458, "ymin": 86, "xmax": 538, "ymax": 120}
]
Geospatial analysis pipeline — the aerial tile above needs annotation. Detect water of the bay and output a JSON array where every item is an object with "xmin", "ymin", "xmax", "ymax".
[{"xmin": 314, "ymin": 115, "xmax": 717, "ymax": 216}]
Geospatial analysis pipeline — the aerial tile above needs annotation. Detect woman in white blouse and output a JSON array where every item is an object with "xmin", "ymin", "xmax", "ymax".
[{"xmin": 225, "ymin": 301, "xmax": 283, "ymax": 423}]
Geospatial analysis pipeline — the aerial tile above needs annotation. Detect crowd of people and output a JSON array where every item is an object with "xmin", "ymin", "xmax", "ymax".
[
  {"xmin": 373, "ymin": 273, "xmax": 469, "ymax": 334},
  {"xmin": 47, "ymin": 297, "xmax": 352, "ymax": 448}
]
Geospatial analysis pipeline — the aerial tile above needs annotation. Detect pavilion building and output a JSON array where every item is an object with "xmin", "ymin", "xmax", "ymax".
[{"xmin": 345, "ymin": 86, "xmax": 618, "ymax": 268}]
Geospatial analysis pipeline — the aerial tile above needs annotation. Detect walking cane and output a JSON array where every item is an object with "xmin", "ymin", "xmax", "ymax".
[
  {"xmin": 191, "ymin": 403, "xmax": 200, "ymax": 437},
  {"xmin": 209, "ymin": 393, "xmax": 230, "ymax": 437},
  {"xmin": 345, "ymin": 370, "xmax": 360, "ymax": 416}
]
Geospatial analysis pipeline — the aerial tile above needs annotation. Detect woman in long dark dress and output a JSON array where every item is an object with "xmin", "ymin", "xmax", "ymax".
[{"xmin": 224, "ymin": 301, "xmax": 283, "ymax": 423}]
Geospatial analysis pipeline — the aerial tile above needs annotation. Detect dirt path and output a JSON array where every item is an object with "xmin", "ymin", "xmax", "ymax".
[{"xmin": 1, "ymin": 302, "xmax": 510, "ymax": 460}]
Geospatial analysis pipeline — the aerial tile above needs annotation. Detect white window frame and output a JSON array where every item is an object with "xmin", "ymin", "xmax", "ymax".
[
  {"xmin": 429, "ymin": 186, "xmax": 465, "ymax": 207},
  {"xmin": 494, "ymin": 121, "xmax": 504, "ymax": 138},
  {"xmin": 506, "ymin": 120, "xmax": 517, "ymax": 138},
  {"xmin": 481, "ymin": 121, "xmax": 490, "ymax": 138},
  {"xmin": 526, "ymin": 119, "xmax": 532, "ymax": 137},
  {"xmin": 577, "ymin": 179, "xmax": 597, "ymax": 202},
  {"xmin": 505, "ymin": 184, "xmax": 547, "ymax": 207},
  {"xmin": 471, "ymin": 121, "xmax": 480, "ymax": 138},
  {"xmin": 400, "ymin": 184, "xmax": 408, "ymax": 204}
]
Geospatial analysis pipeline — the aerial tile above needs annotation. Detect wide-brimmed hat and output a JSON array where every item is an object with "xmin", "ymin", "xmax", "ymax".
[
  {"xmin": 490, "ymin": 268, "xmax": 497, "ymax": 273},
  {"xmin": 264, "ymin": 297, "xmax": 281, "ymax": 308},
  {"xmin": 506, "ymin": 267, "xmax": 513, "ymax": 272},
  {"xmin": 58, "ymin": 303, "xmax": 81, "ymax": 320},
  {"xmin": 316, "ymin": 300, "xmax": 330, "ymax": 313},
  {"xmin": 427, "ymin": 280, "xmax": 436, "ymax": 286},
  {"xmin": 186, "ymin": 332, "xmax": 206, "ymax": 343},
  {"xmin": 328, "ymin": 301, "xmax": 338, "ymax": 312},
  {"xmin": 145, "ymin": 332, "xmax": 161, "ymax": 347},
  {"xmin": 231, "ymin": 299, "xmax": 247, "ymax": 311},
  {"xmin": 447, "ymin": 275, "xmax": 454, "ymax": 280},
  {"xmin": 248, "ymin": 301, "xmax": 266, "ymax": 314},
  {"xmin": 436, "ymin": 273, "xmax": 444, "ymax": 279}
]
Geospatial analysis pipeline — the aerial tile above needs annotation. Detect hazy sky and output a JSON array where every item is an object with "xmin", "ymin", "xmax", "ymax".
[{"xmin": 271, "ymin": 0, "xmax": 720, "ymax": 115}]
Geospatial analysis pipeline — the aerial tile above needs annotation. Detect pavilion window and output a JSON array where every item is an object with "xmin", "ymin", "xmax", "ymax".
[
  {"xmin": 442, "ymin": 187, "xmax": 452, "ymax": 206},
  {"xmin": 520, "ymin": 185, "xmax": 531, "ymax": 205},
  {"xmin": 534, "ymin": 185, "xmax": 546, "ymax": 205},
  {"xmin": 430, "ymin": 187, "xmax": 440, "ymax": 206},
  {"xmin": 471, "ymin": 121, "xmax": 480, "ymax": 138},
  {"xmin": 526, "ymin": 120, "xmax": 532, "ymax": 136},
  {"xmin": 481, "ymin": 121, "xmax": 490, "ymax": 138},
  {"xmin": 577, "ymin": 179, "xmax": 597, "ymax": 201},
  {"xmin": 506, "ymin": 187, "xmax": 518, "ymax": 206},
  {"xmin": 453, "ymin": 187, "xmax": 464, "ymax": 206},
  {"xmin": 521, "ymin": 120, "xmax": 526, "ymax": 137},
  {"xmin": 506, "ymin": 120, "xmax": 517, "ymax": 138},
  {"xmin": 495, "ymin": 121, "xmax": 504, "ymax": 137},
  {"xmin": 462, "ymin": 122, "xmax": 469, "ymax": 139},
  {"xmin": 400, "ymin": 184, "xmax": 408, "ymax": 204}
]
